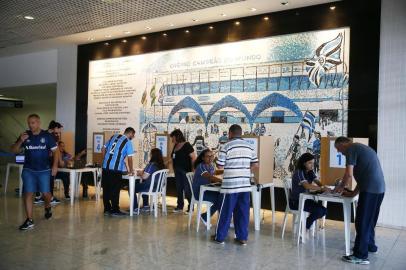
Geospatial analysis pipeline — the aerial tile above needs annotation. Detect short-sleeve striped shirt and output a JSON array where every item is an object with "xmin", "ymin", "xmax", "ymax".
[
  {"xmin": 102, "ymin": 134, "xmax": 135, "ymax": 172},
  {"xmin": 216, "ymin": 138, "xmax": 258, "ymax": 193}
]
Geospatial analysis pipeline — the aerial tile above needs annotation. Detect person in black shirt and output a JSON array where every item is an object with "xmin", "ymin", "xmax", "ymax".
[{"xmin": 170, "ymin": 129, "xmax": 196, "ymax": 213}]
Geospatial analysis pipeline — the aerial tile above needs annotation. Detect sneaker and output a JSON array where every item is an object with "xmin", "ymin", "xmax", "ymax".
[
  {"xmin": 103, "ymin": 210, "xmax": 111, "ymax": 216},
  {"xmin": 34, "ymin": 197, "xmax": 44, "ymax": 204},
  {"xmin": 342, "ymin": 255, "xmax": 370, "ymax": 265},
  {"xmin": 234, "ymin": 238, "xmax": 248, "ymax": 246},
  {"xmin": 44, "ymin": 207, "xmax": 52, "ymax": 220},
  {"xmin": 200, "ymin": 215, "xmax": 207, "ymax": 227},
  {"xmin": 211, "ymin": 235, "xmax": 225, "ymax": 245},
  {"xmin": 140, "ymin": 206, "xmax": 150, "ymax": 212},
  {"xmin": 19, "ymin": 218, "xmax": 35, "ymax": 230},
  {"xmin": 132, "ymin": 209, "xmax": 140, "ymax": 215},
  {"xmin": 111, "ymin": 211, "xmax": 127, "ymax": 217},
  {"xmin": 368, "ymin": 246, "xmax": 378, "ymax": 254},
  {"xmin": 50, "ymin": 197, "xmax": 61, "ymax": 205},
  {"xmin": 172, "ymin": 207, "xmax": 183, "ymax": 213},
  {"xmin": 65, "ymin": 195, "xmax": 71, "ymax": 200}
]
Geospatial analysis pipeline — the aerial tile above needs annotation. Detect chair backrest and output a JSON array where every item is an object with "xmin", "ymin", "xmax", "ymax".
[
  {"xmin": 148, "ymin": 169, "xmax": 169, "ymax": 194},
  {"xmin": 281, "ymin": 176, "xmax": 293, "ymax": 212},
  {"xmin": 186, "ymin": 172, "xmax": 195, "ymax": 200}
]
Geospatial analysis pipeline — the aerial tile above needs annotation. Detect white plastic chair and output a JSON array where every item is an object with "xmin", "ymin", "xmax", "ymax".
[
  {"xmin": 281, "ymin": 177, "xmax": 316, "ymax": 239},
  {"xmin": 138, "ymin": 169, "xmax": 169, "ymax": 218},
  {"xmin": 185, "ymin": 172, "xmax": 213, "ymax": 231}
]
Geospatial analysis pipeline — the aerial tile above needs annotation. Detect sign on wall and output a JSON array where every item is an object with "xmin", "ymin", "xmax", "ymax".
[
  {"xmin": 329, "ymin": 140, "xmax": 346, "ymax": 168},
  {"xmin": 155, "ymin": 135, "xmax": 168, "ymax": 157},
  {"xmin": 93, "ymin": 133, "xmax": 104, "ymax": 153}
]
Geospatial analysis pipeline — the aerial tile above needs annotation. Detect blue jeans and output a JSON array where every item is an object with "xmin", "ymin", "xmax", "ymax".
[
  {"xmin": 129, "ymin": 181, "xmax": 150, "ymax": 210},
  {"xmin": 353, "ymin": 192, "xmax": 384, "ymax": 259},
  {"xmin": 22, "ymin": 169, "xmax": 51, "ymax": 193},
  {"xmin": 289, "ymin": 199, "xmax": 327, "ymax": 229},
  {"xmin": 200, "ymin": 191, "xmax": 220, "ymax": 222},
  {"xmin": 174, "ymin": 169, "xmax": 191, "ymax": 210}
]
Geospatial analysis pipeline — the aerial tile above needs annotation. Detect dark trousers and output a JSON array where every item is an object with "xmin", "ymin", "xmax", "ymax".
[
  {"xmin": 102, "ymin": 170, "xmax": 123, "ymax": 212},
  {"xmin": 215, "ymin": 192, "xmax": 250, "ymax": 242},
  {"xmin": 174, "ymin": 169, "xmax": 191, "ymax": 210},
  {"xmin": 129, "ymin": 181, "xmax": 150, "ymax": 210},
  {"xmin": 201, "ymin": 191, "xmax": 221, "ymax": 222},
  {"xmin": 353, "ymin": 192, "xmax": 384, "ymax": 259},
  {"xmin": 290, "ymin": 199, "xmax": 327, "ymax": 229},
  {"xmin": 55, "ymin": 172, "xmax": 70, "ymax": 196}
]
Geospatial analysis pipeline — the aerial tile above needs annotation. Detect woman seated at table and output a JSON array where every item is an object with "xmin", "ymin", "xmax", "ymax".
[
  {"xmin": 131, "ymin": 148, "xmax": 165, "ymax": 212},
  {"xmin": 290, "ymin": 153, "xmax": 330, "ymax": 230},
  {"xmin": 56, "ymin": 141, "xmax": 86, "ymax": 199},
  {"xmin": 192, "ymin": 149, "xmax": 222, "ymax": 225}
]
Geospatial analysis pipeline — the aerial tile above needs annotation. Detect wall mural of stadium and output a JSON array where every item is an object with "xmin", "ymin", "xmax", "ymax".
[{"xmin": 88, "ymin": 27, "xmax": 350, "ymax": 176}]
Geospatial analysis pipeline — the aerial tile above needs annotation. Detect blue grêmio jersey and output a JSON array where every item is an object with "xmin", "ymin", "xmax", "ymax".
[
  {"xmin": 21, "ymin": 130, "xmax": 57, "ymax": 171},
  {"xmin": 102, "ymin": 134, "xmax": 135, "ymax": 172}
]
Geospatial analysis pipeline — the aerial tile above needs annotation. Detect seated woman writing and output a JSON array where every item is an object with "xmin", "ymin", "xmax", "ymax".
[
  {"xmin": 131, "ymin": 148, "xmax": 165, "ymax": 213},
  {"xmin": 192, "ymin": 149, "xmax": 222, "ymax": 226},
  {"xmin": 289, "ymin": 153, "xmax": 331, "ymax": 230}
]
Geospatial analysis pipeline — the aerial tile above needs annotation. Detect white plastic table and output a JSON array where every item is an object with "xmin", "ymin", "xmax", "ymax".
[
  {"xmin": 197, "ymin": 182, "xmax": 275, "ymax": 231},
  {"xmin": 57, "ymin": 167, "xmax": 98, "ymax": 205},
  {"xmin": 296, "ymin": 192, "xmax": 359, "ymax": 255},
  {"xmin": 4, "ymin": 163, "xmax": 23, "ymax": 196},
  {"xmin": 122, "ymin": 174, "xmax": 141, "ymax": 217}
]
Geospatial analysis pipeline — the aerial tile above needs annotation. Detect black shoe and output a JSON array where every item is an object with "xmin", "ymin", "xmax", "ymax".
[
  {"xmin": 211, "ymin": 235, "xmax": 225, "ymax": 245},
  {"xmin": 34, "ymin": 197, "xmax": 44, "ymax": 205},
  {"xmin": 104, "ymin": 210, "xmax": 111, "ymax": 216},
  {"xmin": 65, "ymin": 194, "xmax": 71, "ymax": 200},
  {"xmin": 234, "ymin": 238, "xmax": 248, "ymax": 246},
  {"xmin": 45, "ymin": 207, "xmax": 52, "ymax": 220},
  {"xmin": 111, "ymin": 211, "xmax": 127, "ymax": 217},
  {"xmin": 50, "ymin": 197, "xmax": 61, "ymax": 205},
  {"xmin": 172, "ymin": 207, "xmax": 183, "ymax": 213},
  {"xmin": 19, "ymin": 218, "xmax": 35, "ymax": 230}
]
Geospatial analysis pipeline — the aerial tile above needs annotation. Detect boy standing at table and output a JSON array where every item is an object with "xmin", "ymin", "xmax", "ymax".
[
  {"xmin": 11, "ymin": 114, "xmax": 58, "ymax": 230},
  {"xmin": 213, "ymin": 124, "xmax": 258, "ymax": 245},
  {"xmin": 334, "ymin": 136, "xmax": 385, "ymax": 265}
]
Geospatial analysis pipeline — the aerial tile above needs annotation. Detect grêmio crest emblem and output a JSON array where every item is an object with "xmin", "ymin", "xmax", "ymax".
[{"xmin": 40, "ymin": 138, "xmax": 46, "ymax": 143}]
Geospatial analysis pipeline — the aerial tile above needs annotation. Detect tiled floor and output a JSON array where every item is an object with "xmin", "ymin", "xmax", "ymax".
[{"xmin": 0, "ymin": 179, "xmax": 405, "ymax": 270}]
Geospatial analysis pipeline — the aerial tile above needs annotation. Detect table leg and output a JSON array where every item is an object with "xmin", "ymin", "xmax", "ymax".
[
  {"xmin": 4, "ymin": 164, "xmax": 11, "ymax": 195},
  {"xmin": 270, "ymin": 185, "xmax": 275, "ymax": 225},
  {"xmin": 18, "ymin": 166, "xmax": 23, "ymax": 197},
  {"xmin": 321, "ymin": 201, "xmax": 328, "ymax": 228},
  {"xmin": 296, "ymin": 195, "xmax": 306, "ymax": 245},
  {"xmin": 129, "ymin": 176, "xmax": 135, "ymax": 217},
  {"xmin": 70, "ymin": 171, "xmax": 75, "ymax": 206},
  {"xmin": 197, "ymin": 189, "xmax": 204, "ymax": 232},
  {"xmin": 76, "ymin": 172, "xmax": 82, "ymax": 197},
  {"xmin": 93, "ymin": 170, "xmax": 98, "ymax": 201},
  {"xmin": 252, "ymin": 188, "xmax": 260, "ymax": 231},
  {"xmin": 343, "ymin": 201, "xmax": 352, "ymax": 256}
]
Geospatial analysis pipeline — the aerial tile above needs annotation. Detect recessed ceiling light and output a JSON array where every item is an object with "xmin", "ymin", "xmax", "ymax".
[
  {"xmin": 145, "ymin": 26, "xmax": 151, "ymax": 30},
  {"xmin": 234, "ymin": 21, "xmax": 240, "ymax": 25},
  {"xmin": 122, "ymin": 39, "xmax": 127, "ymax": 43},
  {"xmin": 209, "ymin": 26, "xmax": 214, "ymax": 30},
  {"xmin": 141, "ymin": 36, "xmax": 147, "ymax": 40},
  {"xmin": 105, "ymin": 35, "xmax": 112, "ymax": 38},
  {"xmin": 163, "ymin": 33, "xmax": 167, "ymax": 36},
  {"xmin": 249, "ymin": 7, "xmax": 257, "ymax": 12},
  {"xmin": 281, "ymin": 1, "xmax": 289, "ymax": 5},
  {"xmin": 220, "ymin": 13, "xmax": 227, "ymax": 17},
  {"xmin": 24, "ymin": 15, "xmax": 34, "ymax": 20},
  {"xmin": 185, "ymin": 30, "xmax": 190, "ymax": 33},
  {"xmin": 192, "ymin": 19, "xmax": 199, "ymax": 22},
  {"xmin": 104, "ymin": 42, "xmax": 109, "ymax": 46},
  {"xmin": 123, "ymin": 31, "xmax": 131, "ymax": 34},
  {"xmin": 87, "ymin": 37, "xmax": 94, "ymax": 41},
  {"xmin": 330, "ymin": 6, "xmax": 336, "ymax": 10},
  {"xmin": 263, "ymin": 16, "xmax": 269, "ymax": 21},
  {"xmin": 169, "ymin": 23, "xmax": 175, "ymax": 27},
  {"xmin": 0, "ymin": 94, "xmax": 3, "ymax": 97}
]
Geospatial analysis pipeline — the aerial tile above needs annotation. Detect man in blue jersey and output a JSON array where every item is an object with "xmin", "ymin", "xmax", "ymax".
[
  {"xmin": 214, "ymin": 124, "xmax": 259, "ymax": 245},
  {"xmin": 11, "ymin": 114, "xmax": 58, "ymax": 230},
  {"xmin": 102, "ymin": 127, "xmax": 135, "ymax": 216}
]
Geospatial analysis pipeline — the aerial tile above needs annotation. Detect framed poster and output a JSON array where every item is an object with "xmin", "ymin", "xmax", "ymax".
[
  {"xmin": 93, "ymin": 133, "xmax": 104, "ymax": 154},
  {"xmin": 329, "ymin": 140, "xmax": 346, "ymax": 168},
  {"xmin": 156, "ymin": 135, "xmax": 168, "ymax": 157}
]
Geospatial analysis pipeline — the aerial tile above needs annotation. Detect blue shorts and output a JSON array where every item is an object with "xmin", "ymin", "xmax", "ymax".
[{"xmin": 22, "ymin": 169, "xmax": 51, "ymax": 193}]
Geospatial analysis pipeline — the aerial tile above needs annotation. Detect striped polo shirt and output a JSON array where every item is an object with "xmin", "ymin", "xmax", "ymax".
[
  {"xmin": 102, "ymin": 134, "xmax": 135, "ymax": 172},
  {"xmin": 217, "ymin": 138, "xmax": 258, "ymax": 193}
]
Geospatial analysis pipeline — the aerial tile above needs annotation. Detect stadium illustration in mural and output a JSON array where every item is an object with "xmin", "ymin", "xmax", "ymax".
[{"xmin": 138, "ymin": 29, "xmax": 349, "ymax": 175}]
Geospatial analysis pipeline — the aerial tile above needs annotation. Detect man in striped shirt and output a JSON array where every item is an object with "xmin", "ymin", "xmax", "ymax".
[
  {"xmin": 214, "ymin": 124, "xmax": 259, "ymax": 245},
  {"xmin": 102, "ymin": 127, "xmax": 135, "ymax": 216}
]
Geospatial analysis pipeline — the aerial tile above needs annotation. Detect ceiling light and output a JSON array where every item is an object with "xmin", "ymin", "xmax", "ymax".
[
  {"xmin": 192, "ymin": 19, "xmax": 199, "ymax": 22},
  {"xmin": 220, "ymin": 13, "xmax": 227, "ymax": 17},
  {"xmin": 330, "ymin": 6, "xmax": 336, "ymax": 10},
  {"xmin": 163, "ymin": 33, "xmax": 167, "ymax": 36},
  {"xmin": 87, "ymin": 37, "xmax": 94, "ymax": 41},
  {"xmin": 263, "ymin": 16, "xmax": 269, "ymax": 21},
  {"xmin": 185, "ymin": 30, "xmax": 190, "ymax": 33},
  {"xmin": 209, "ymin": 26, "xmax": 214, "ymax": 30},
  {"xmin": 281, "ymin": 1, "xmax": 289, "ymax": 5},
  {"xmin": 249, "ymin": 8, "xmax": 257, "ymax": 12},
  {"xmin": 24, "ymin": 15, "xmax": 34, "ymax": 20},
  {"xmin": 169, "ymin": 23, "xmax": 175, "ymax": 27},
  {"xmin": 123, "ymin": 31, "xmax": 131, "ymax": 34},
  {"xmin": 145, "ymin": 26, "xmax": 151, "ymax": 30},
  {"xmin": 141, "ymin": 36, "xmax": 147, "ymax": 40},
  {"xmin": 234, "ymin": 21, "xmax": 240, "ymax": 26},
  {"xmin": 122, "ymin": 39, "xmax": 127, "ymax": 43},
  {"xmin": 105, "ymin": 35, "xmax": 112, "ymax": 38},
  {"xmin": 0, "ymin": 94, "xmax": 3, "ymax": 97},
  {"xmin": 104, "ymin": 42, "xmax": 109, "ymax": 46}
]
